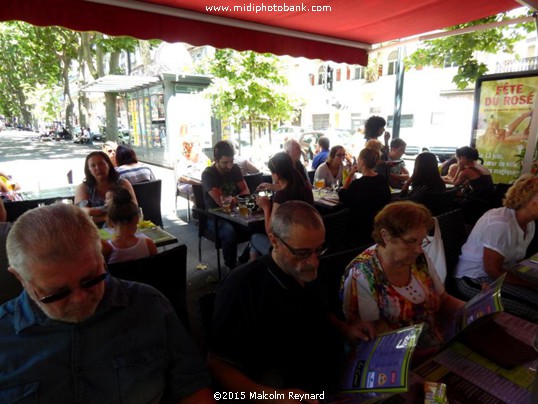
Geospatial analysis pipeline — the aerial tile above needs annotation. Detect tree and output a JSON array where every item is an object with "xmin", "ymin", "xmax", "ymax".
[
  {"xmin": 77, "ymin": 33, "xmax": 153, "ymax": 141},
  {"xmin": 0, "ymin": 22, "xmax": 70, "ymax": 127},
  {"xmin": 405, "ymin": 11, "xmax": 534, "ymax": 89},
  {"xmin": 196, "ymin": 49, "xmax": 301, "ymax": 144}
]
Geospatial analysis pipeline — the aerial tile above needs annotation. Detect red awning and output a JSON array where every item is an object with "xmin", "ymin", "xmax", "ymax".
[{"xmin": 0, "ymin": 0, "xmax": 521, "ymax": 65}]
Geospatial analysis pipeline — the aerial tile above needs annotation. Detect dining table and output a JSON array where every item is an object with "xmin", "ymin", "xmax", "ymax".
[
  {"xmin": 334, "ymin": 312, "xmax": 537, "ymax": 404},
  {"xmin": 209, "ymin": 206, "xmax": 265, "ymax": 231}
]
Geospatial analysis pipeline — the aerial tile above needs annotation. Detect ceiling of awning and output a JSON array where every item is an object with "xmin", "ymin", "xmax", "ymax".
[
  {"xmin": 79, "ymin": 75, "xmax": 161, "ymax": 93},
  {"xmin": 0, "ymin": 0, "xmax": 522, "ymax": 65}
]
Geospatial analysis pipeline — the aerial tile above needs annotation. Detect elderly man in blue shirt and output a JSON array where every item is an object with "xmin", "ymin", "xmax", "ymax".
[{"xmin": 0, "ymin": 203, "xmax": 213, "ymax": 403}]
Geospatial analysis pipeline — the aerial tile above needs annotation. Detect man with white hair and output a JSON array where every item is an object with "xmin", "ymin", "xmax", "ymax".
[
  {"xmin": 0, "ymin": 203, "xmax": 213, "ymax": 403},
  {"xmin": 284, "ymin": 138, "xmax": 311, "ymax": 185}
]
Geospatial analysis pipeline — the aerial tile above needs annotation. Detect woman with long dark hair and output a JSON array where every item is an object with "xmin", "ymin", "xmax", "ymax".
[
  {"xmin": 251, "ymin": 152, "xmax": 314, "ymax": 258},
  {"xmin": 75, "ymin": 151, "xmax": 136, "ymax": 226},
  {"xmin": 401, "ymin": 152, "xmax": 446, "ymax": 198}
]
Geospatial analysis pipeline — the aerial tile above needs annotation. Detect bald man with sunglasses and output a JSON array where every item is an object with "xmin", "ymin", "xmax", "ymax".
[
  {"xmin": 0, "ymin": 204, "xmax": 213, "ymax": 403},
  {"xmin": 208, "ymin": 201, "xmax": 375, "ymax": 403}
]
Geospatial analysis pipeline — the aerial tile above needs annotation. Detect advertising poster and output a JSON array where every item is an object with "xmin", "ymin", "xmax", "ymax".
[{"xmin": 473, "ymin": 72, "xmax": 538, "ymax": 184}]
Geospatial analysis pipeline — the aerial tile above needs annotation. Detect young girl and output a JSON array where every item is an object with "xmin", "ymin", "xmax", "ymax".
[{"xmin": 101, "ymin": 186, "xmax": 157, "ymax": 263}]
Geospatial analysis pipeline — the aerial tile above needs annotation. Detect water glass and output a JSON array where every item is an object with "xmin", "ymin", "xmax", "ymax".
[{"xmin": 220, "ymin": 195, "xmax": 232, "ymax": 213}]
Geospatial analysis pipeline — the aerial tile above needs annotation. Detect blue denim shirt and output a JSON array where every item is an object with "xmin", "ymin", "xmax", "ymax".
[{"xmin": 0, "ymin": 276, "xmax": 210, "ymax": 403}]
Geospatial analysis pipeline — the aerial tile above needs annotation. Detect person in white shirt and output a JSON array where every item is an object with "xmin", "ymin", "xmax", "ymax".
[{"xmin": 454, "ymin": 174, "xmax": 538, "ymax": 322}]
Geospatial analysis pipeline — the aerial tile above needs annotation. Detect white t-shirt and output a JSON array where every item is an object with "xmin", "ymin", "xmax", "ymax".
[{"xmin": 454, "ymin": 207, "xmax": 535, "ymax": 279}]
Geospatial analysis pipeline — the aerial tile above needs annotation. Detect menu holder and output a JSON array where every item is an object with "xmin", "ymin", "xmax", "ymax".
[
  {"xmin": 444, "ymin": 273, "xmax": 506, "ymax": 341},
  {"xmin": 340, "ymin": 324, "xmax": 423, "ymax": 394}
]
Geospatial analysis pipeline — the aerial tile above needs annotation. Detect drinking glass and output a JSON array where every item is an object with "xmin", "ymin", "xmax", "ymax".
[
  {"xmin": 220, "ymin": 195, "xmax": 232, "ymax": 213},
  {"xmin": 138, "ymin": 207, "xmax": 144, "ymax": 224},
  {"xmin": 331, "ymin": 179, "xmax": 340, "ymax": 192},
  {"xmin": 314, "ymin": 179, "xmax": 325, "ymax": 197}
]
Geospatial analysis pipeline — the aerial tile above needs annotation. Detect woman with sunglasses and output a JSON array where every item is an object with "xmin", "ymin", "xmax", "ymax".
[
  {"xmin": 102, "ymin": 141, "xmax": 118, "ymax": 167},
  {"xmin": 75, "ymin": 151, "xmax": 137, "ymax": 227},
  {"xmin": 313, "ymin": 145, "xmax": 347, "ymax": 188},
  {"xmin": 342, "ymin": 201, "xmax": 464, "ymax": 363}
]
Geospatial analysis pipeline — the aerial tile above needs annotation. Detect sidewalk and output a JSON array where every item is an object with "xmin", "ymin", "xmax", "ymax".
[{"xmin": 0, "ymin": 131, "xmax": 226, "ymax": 350}]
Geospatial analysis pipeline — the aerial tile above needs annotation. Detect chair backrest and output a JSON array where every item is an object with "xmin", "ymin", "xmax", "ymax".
[
  {"xmin": 412, "ymin": 187, "xmax": 458, "ymax": 216},
  {"xmin": 491, "ymin": 183, "xmax": 511, "ymax": 209},
  {"xmin": 4, "ymin": 197, "xmax": 75, "ymax": 223},
  {"xmin": 131, "ymin": 179, "xmax": 163, "ymax": 227},
  {"xmin": 191, "ymin": 182, "xmax": 217, "ymax": 243},
  {"xmin": 191, "ymin": 182, "xmax": 206, "ymax": 210},
  {"xmin": 318, "ymin": 245, "xmax": 369, "ymax": 317},
  {"xmin": 197, "ymin": 291, "xmax": 217, "ymax": 340},
  {"xmin": 322, "ymin": 208, "xmax": 351, "ymax": 254},
  {"xmin": 307, "ymin": 170, "xmax": 316, "ymax": 184},
  {"xmin": 107, "ymin": 244, "xmax": 190, "ymax": 331},
  {"xmin": 243, "ymin": 172, "xmax": 263, "ymax": 194},
  {"xmin": 435, "ymin": 208, "xmax": 468, "ymax": 278}
]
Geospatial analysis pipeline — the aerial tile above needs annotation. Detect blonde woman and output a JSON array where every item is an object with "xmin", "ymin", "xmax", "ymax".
[{"xmin": 454, "ymin": 174, "xmax": 538, "ymax": 322}]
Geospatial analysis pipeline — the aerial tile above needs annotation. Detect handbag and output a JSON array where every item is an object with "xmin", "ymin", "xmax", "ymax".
[{"xmin": 423, "ymin": 217, "xmax": 447, "ymax": 284}]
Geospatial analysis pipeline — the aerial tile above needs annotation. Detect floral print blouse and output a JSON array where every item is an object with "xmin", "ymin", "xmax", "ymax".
[{"xmin": 342, "ymin": 245, "xmax": 445, "ymax": 350}]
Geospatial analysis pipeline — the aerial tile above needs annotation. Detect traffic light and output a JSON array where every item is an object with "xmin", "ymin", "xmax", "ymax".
[{"xmin": 326, "ymin": 66, "xmax": 333, "ymax": 91}]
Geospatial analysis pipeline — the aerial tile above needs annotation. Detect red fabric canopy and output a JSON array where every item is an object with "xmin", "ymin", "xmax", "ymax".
[{"xmin": 0, "ymin": 0, "xmax": 520, "ymax": 65}]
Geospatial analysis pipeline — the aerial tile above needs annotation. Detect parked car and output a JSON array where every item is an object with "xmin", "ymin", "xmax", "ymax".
[{"xmin": 273, "ymin": 125, "xmax": 304, "ymax": 148}]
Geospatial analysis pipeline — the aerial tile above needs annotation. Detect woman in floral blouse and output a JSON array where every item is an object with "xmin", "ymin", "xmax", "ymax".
[{"xmin": 342, "ymin": 201, "xmax": 463, "ymax": 359}]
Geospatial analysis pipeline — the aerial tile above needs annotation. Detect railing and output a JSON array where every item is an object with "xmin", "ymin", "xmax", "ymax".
[{"xmin": 495, "ymin": 57, "xmax": 538, "ymax": 73}]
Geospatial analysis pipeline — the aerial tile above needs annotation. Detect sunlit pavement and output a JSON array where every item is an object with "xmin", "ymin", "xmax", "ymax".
[{"xmin": 0, "ymin": 130, "xmax": 220, "ymax": 348}]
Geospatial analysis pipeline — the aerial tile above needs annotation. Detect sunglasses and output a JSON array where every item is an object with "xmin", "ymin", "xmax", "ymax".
[
  {"xmin": 335, "ymin": 153, "xmax": 346, "ymax": 157},
  {"xmin": 34, "ymin": 272, "xmax": 107, "ymax": 304},
  {"xmin": 273, "ymin": 233, "xmax": 327, "ymax": 260}
]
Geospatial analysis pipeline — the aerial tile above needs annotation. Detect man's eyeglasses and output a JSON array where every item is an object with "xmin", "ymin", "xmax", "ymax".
[
  {"xmin": 34, "ymin": 272, "xmax": 108, "ymax": 304},
  {"xmin": 398, "ymin": 236, "xmax": 431, "ymax": 249},
  {"xmin": 273, "ymin": 233, "xmax": 327, "ymax": 260}
]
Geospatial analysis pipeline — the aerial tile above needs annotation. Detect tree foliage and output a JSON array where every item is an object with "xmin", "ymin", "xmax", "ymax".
[
  {"xmin": 405, "ymin": 12, "xmax": 534, "ymax": 89},
  {"xmin": 0, "ymin": 22, "xmax": 71, "ymax": 125},
  {"xmin": 0, "ymin": 22, "xmax": 160, "ymax": 135},
  {"xmin": 196, "ymin": 49, "xmax": 301, "ymax": 142}
]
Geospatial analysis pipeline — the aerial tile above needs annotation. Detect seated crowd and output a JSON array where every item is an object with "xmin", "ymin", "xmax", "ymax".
[{"xmin": 1, "ymin": 127, "xmax": 538, "ymax": 402}]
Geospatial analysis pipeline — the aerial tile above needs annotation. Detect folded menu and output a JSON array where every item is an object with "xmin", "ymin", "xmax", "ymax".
[
  {"xmin": 444, "ymin": 273, "xmax": 505, "ymax": 341},
  {"xmin": 340, "ymin": 324, "xmax": 423, "ymax": 394}
]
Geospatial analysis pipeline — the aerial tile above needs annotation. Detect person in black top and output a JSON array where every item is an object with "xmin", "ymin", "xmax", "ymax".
[
  {"xmin": 250, "ymin": 152, "xmax": 314, "ymax": 258},
  {"xmin": 339, "ymin": 148, "xmax": 392, "ymax": 246},
  {"xmin": 208, "ymin": 201, "xmax": 375, "ymax": 399},
  {"xmin": 201, "ymin": 141, "xmax": 250, "ymax": 269}
]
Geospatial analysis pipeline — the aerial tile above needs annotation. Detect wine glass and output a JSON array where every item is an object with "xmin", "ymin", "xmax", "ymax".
[{"xmin": 138, "ymin": 207, "xmax": 144, "ymax": 224}]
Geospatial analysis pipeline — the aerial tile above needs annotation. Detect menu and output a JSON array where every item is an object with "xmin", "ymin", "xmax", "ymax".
[
  {"xmin": 340, "ymin": 324, "xmax": 423, "ymax": 394},
  {"xmin": 509, "ymin": 253, "xmax": 538, "ymax": 283},
  {"xmin": 444, "ymin": 273, "xmax": 505, "ymax": 341},
  {"xmin": 339, "ymin": 275, "xmax": 506, "ymax": 396}
]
